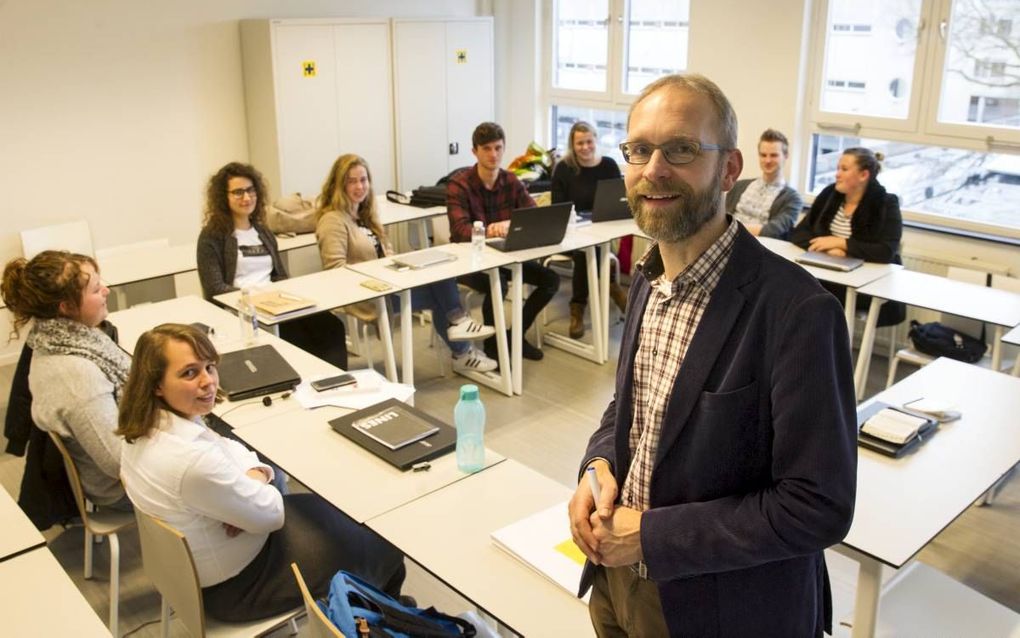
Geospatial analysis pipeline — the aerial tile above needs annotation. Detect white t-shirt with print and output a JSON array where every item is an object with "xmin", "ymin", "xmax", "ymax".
[{"xmin": 233, "ymin": 227, "xmax": 273, "ymax": 290}]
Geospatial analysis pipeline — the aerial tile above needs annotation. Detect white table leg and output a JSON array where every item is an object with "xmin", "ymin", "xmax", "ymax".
[
  {"xmin": 599, "ymin": 241, "xmax": 612, "ymax": 363},
  {"xmin": 850, "ymin": 556, "xmax": 882, "ymax": 638},
  {"xmin": 417, "ymin": 219, "xmax": 431, "ymax": 249},
  {"xmin": 489, "ymin": 268, "xmax": 513, "ymax": 397},
  {"xmin": 376, "ymin": 297, "xmax": 398, "ymax": 382},
  {"xmin": 845, "ymin": 288, "xmax": 858, "ymax": 345},
  {"xmin": 991, "ymin": 326, "xmax": 1003, "ymax": 372},
  {"xmin": 511, "ymin": 264, "xmax": 523, "ymax": 395},
  {"xmin": 399, "ymin": 289, "xmax": 413, "ymax": 386},
  {"xmin": 854, "ymin": 298, "xmax": 884, "ymax": 399},
  {"xmin": 585, "ymin": 245, "xmax": 605, "ymax": 363}
]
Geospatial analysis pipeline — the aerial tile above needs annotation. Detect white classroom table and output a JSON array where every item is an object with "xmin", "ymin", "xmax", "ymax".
[
  {"xmin": 756, "ymin": 237, "xmax": 901, "ymax": 343},
  {"xmin": 0, "ymin": 548, "xmax": 111, "ymax": 636},
  {"xmin": 346, "ymin": 242, "xmax": 517, "ymax": 396},
  {"xmin": 233, "ymin": 405, "xmax": 504, "ymax": 524},
  {"xmin": 853, "ymin": 269, "xmax": 1020, "ymax": 396},
  {"xmin": 366, "ymin": 459, "xmax": 594, "ymax": 638},
  {"xmin": 375, "ymin": 196, "xmax": 446, "ymax": 249},
  {"xmin": 0, "ymin": 485, "xmax": 45, "ymax": 562},
  {"xmin": 109, "ymin": 295, "xmax": 343, "ymax": 429},
  {"xmin": 215, "ymin": 267, "xmax": 400, "ymax": 382},
  {"xmin": 838, "ymin": 357, "xmax": 1020, "ymax": 638}
]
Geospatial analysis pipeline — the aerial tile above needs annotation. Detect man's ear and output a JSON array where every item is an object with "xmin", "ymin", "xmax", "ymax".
[{"xmin": 720, "ymin": 149, "xmax": 744, "ymax": 192}]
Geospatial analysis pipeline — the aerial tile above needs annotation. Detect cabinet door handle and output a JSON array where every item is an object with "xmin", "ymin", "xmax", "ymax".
[{"xmin": 449, "ymin": 142, "xmax": 459, "ymax": 155}]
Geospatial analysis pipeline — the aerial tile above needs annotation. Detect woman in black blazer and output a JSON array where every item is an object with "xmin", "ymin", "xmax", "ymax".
[{"xmin": 791, "ymin": 147, "xmax": 905, "ymax": 324}]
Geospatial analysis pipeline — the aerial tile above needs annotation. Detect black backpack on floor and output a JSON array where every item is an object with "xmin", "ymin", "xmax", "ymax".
[{"xmin": 907, "ymin": 320, "xmax": 986, "ymax": 363}]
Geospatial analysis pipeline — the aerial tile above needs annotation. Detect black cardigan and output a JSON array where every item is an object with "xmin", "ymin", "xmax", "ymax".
[{"xmin": 790, "ymin": 179, "xmax": 902, "ymax": 264}]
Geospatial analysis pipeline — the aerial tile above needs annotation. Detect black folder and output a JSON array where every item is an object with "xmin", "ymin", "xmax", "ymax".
[
  {"xmin": 328, "ymin": 398, "xmax": 455, "ymax": 471},
  {"xmin": 856, "ymin": 401, "xmax": 938, "ymax": 458}
]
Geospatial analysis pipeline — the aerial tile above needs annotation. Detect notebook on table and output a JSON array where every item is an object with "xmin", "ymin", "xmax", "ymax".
[
  {"xmin": 217, "ymin": 344, "xmax": 301, "ymax": 401},
  {"xmin": 249, "ymin": 290, "xmax": 316, "ymax": 317},
  {"xmin": 389, "ymin": 249, "xmax": 457, "ymax": 270},
  {"xmin": 486, "ymin": 202, "xmax": 573, "ymax": 252},
  {"xmin": 328, "ymin": 398, "xmax": 455, "ymax": 471},
  {"xmin": 856, "ymin": 401, "xmax": 938, "ymax": 458},
  {"xmin": 576, "ymin": 177, "xmax": 629, "ymax": 224},
  {"xmin": 795, "ymin": 251, "xmax": 864, "ymax": 272}
]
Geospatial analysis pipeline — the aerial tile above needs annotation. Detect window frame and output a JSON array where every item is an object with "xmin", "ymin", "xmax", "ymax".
[{"xmin": 805, "ymin": 0, "xmax": 1020, "ymax": 240}]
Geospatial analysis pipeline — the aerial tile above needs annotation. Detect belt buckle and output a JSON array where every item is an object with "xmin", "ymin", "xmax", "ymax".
[{"xmin": 630, "ymin": 560, "xmax": 648, "ymax": 579}]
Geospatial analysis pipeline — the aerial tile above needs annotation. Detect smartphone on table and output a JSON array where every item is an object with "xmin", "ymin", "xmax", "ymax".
[{"xmin": 311, "ymin": 373, "xmax": 357, "ymax": 392}]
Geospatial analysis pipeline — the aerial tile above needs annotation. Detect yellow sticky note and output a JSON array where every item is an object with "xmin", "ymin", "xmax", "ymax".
[{"xmin": 554, "ymin": 538, "xmax": 586, "ymax": 566}]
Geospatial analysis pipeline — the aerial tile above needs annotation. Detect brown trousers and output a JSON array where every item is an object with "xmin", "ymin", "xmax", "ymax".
[{"xmin": 589, "ymin": 565, "xmax": 670, "ymax": 637}]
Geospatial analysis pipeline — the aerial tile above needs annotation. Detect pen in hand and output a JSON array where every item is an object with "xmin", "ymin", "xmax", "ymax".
[{"xmin": 586, "ymin": 466, "xmax": 605, "ymax": 516}]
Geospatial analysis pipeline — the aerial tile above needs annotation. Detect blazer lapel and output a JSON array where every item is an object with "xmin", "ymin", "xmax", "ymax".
[{"xmin": 653, "ymin": 230, "xmax": 761, "ymax": 470}]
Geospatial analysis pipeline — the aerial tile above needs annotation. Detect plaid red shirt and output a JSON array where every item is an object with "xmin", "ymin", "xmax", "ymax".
[
  {"xmin": 621, "ymin": 219, "xmax": 738, "ymax": 512},
  {"xmin": 446, "ymin": 165, "xmax": 534, "ymax": 242}
]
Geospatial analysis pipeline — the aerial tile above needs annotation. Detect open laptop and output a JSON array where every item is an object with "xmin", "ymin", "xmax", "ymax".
[
  {"xmin": 576, "ymin": 178, "xmax": 630, "ymax": 223},
  {"xmin": 390, "ymin": 249, "xmax": 457, "ymax": 270},
  {"xmin": 487, "ymin": 202, "xmax": 573, "ymax": 252},
  {"xmin": 795, "ymin": 251, "xmax": 864, "ymax": 272},
  {"xmin": 217, "ymin": 344, "xmax": 301, "ymax": 401}
]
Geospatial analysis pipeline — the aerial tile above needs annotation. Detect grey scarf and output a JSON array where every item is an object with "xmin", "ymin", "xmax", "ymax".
[{"xmin": 27, "ymin": 318, "xmax": 131, "ymax": 395}]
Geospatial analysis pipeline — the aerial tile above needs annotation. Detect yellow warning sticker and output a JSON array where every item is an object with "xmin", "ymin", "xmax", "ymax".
[
  {"xmin": 455, "ymin": 49, "xmax": 467, "ymax": 64},
  {"xmin": 302, "ymin": 60, "xmax": 316, "ymax": 77}
]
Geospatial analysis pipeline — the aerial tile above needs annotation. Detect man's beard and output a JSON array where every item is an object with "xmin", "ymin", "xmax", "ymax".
[{"xmin": 629, "ymin": 168, "xmax": 723, "ymax": 243}]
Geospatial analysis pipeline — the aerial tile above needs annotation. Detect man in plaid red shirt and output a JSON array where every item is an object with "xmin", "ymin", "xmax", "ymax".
[{"xmin": 446, "ymin": 122, "xmax": 559, "ymax": 362}]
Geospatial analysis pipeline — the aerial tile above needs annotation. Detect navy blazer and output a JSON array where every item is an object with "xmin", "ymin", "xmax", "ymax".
[{"xmin": 580, "ymin": 226, "xmax": 857, "ymax": 637}]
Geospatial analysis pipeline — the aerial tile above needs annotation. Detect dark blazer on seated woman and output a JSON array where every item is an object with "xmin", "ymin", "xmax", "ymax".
[
  {"xmin": 790, "ymin": 179, "xmax": 902, "ymax": 264},
  {"xmin": 790, "ymin": 179, "xmax": 905, "ymax": 325},
  {"xmin": 196, "ymin": 223, "xmax": 288, "ymax": 299}
]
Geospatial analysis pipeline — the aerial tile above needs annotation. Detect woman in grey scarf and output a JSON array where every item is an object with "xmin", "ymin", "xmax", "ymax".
[{"xmin": 2, "ymin": 250, "xmax": 131, "ymax": 508}]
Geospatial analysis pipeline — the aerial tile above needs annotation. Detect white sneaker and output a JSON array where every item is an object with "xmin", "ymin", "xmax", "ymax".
[
  {"xmin": 446, "ymin": 318, "xmax": 496, "ymax": 342},
  {"xmin": 452, "ymin": 348, "xmax": 498, "ymax": 374}
]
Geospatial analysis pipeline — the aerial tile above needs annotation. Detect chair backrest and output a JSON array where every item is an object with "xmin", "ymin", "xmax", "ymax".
[
  {"xmin": 20, "ymin": 220, "xmax": 94, "ymax": 259},
  {"xmin": 134, "ymin": 510, "xmax": 207, "ymax": 638},
  {"xmin": 991, "ymin": 274, "xmax": 1020, "ymax": 294},
  {"xmin": 291, "ymin": 563, "xmax": 345, "ymax": 638},
  {"xmin": 47, "ymin": 431, "xmax": 93, "ymax": 525},
  {"xmin": 941, "ymin": 266, "xmax": 989, "ymax": 336}
]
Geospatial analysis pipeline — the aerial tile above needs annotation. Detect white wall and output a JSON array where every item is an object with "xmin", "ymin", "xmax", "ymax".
[{"xmin": 0, "ymin": 0, "xmax": 481, "ymax": 264}]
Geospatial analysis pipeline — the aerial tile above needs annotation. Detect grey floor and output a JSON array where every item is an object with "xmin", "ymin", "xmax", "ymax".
[{"xmin": 1, "ymin": 286, "xmax": 1017, "ymax": 637}]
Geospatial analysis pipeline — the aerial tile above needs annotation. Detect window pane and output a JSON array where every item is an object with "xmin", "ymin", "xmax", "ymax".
[
  {"xmin": 550, "ymin": 105, "xmax": 627, "ymax": 164},
  {"xmin": 622, "ymin": 0, "xmax": 690, "ymax": 95},
  {"xmin": 819, "ymin": 0, "xmax": 922, "ymax": 119},
  {"xmin": 808, "ymin": 134, "xmax": 1020, "ymax": 231},
  {"xmin": 553, "ymin": 0, "xmax": 610, "ymax": 91},
  {"xmin": 938, "ymin": 0, "xmax": 1020, "ymax": 130}
]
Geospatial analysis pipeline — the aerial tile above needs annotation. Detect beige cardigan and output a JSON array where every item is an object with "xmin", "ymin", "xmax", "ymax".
[{"xmin": 316, "ymin": 208, "xmax": 394, "ymax": 321}]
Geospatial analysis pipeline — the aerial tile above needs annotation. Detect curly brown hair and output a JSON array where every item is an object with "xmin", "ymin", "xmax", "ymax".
[
  {"xmin": 201, "ymin": 162, "xmax": 269, "ymax": 237},
  {"xmin": 315, "ymin": 154, "xmax": 384, "ymax": 241},
  {"xmin": 116, "ymin": 323, "xmax": 220, "ymax": 443},
  {"xmin": 1, "ymin": 250, "xmax": 99, "ymax": 336}
]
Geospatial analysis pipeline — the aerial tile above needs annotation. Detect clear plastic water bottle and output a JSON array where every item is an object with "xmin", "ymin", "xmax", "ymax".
[
  {"xmin": 238, "ymin": 287, "xmax": 259, "ymax": 344},
  {"xmin": 471, "ymin": 220, "xmax": 486, "ymax": 265},
  {"xmin": 454, "ymin": 384, "xmax": 485, "ymax": 473}
]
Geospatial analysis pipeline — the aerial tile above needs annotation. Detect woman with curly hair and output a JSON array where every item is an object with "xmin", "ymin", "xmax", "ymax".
[{"xmin": 196, "ymin": 162, "xmax": 348, "ymax": 369}]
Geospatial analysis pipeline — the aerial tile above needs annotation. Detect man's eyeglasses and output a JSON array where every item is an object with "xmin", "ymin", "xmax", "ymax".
[
  {"xmin": 228, "ymin": 186, "xmax": 258, "ymax": 199},
  {"xmin": 619, "ymin": 140, "xmax": 729, "ymax": 166}
]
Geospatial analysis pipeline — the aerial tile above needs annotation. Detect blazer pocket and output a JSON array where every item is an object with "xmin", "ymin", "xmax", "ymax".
[{"xmin": 697, "ymin": 380, "xmax": 758, "ymax": 416}]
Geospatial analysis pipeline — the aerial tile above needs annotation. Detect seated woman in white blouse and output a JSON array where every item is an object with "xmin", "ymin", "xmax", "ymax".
[{"xmin": 116, "ymin": 323, "xmax": 405, "ymax": 622}]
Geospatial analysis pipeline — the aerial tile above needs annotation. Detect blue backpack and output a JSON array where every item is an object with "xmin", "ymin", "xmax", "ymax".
[{"xmin": 324, "ymin": 571, "xmax": 476, "ymax": 637}]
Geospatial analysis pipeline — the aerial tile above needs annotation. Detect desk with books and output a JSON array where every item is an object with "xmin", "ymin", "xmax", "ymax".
[
  {"xmin": 853, "ymin": 269, "xmax": 1020, "ymax": 396},
  {"xmin": 214, "ymin": 267, "xmax": 400, "ymax": 382},
  {"xmin": 345, "ymin": 242, "xmax": 516, "ymax": 396},
  {"xmin": 233, "ymin": 404, "xmax": 504, "ymax": 523},
  {"xmin": 838, "ymin": 357, "xmax": 1020, "ymax": 637},
  {"xmin": 366, "ymin": 459, "xmax": 594, "ymax": 637}
]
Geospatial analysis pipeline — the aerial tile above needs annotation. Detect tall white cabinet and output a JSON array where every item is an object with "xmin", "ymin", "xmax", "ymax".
[
  {"xmin": 392, "ymin": 18, "xmax": 494, "ymax": 191},
  {"xmin": 240, "ymin": 19, "xmax": 395, "ymax": 199}
]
